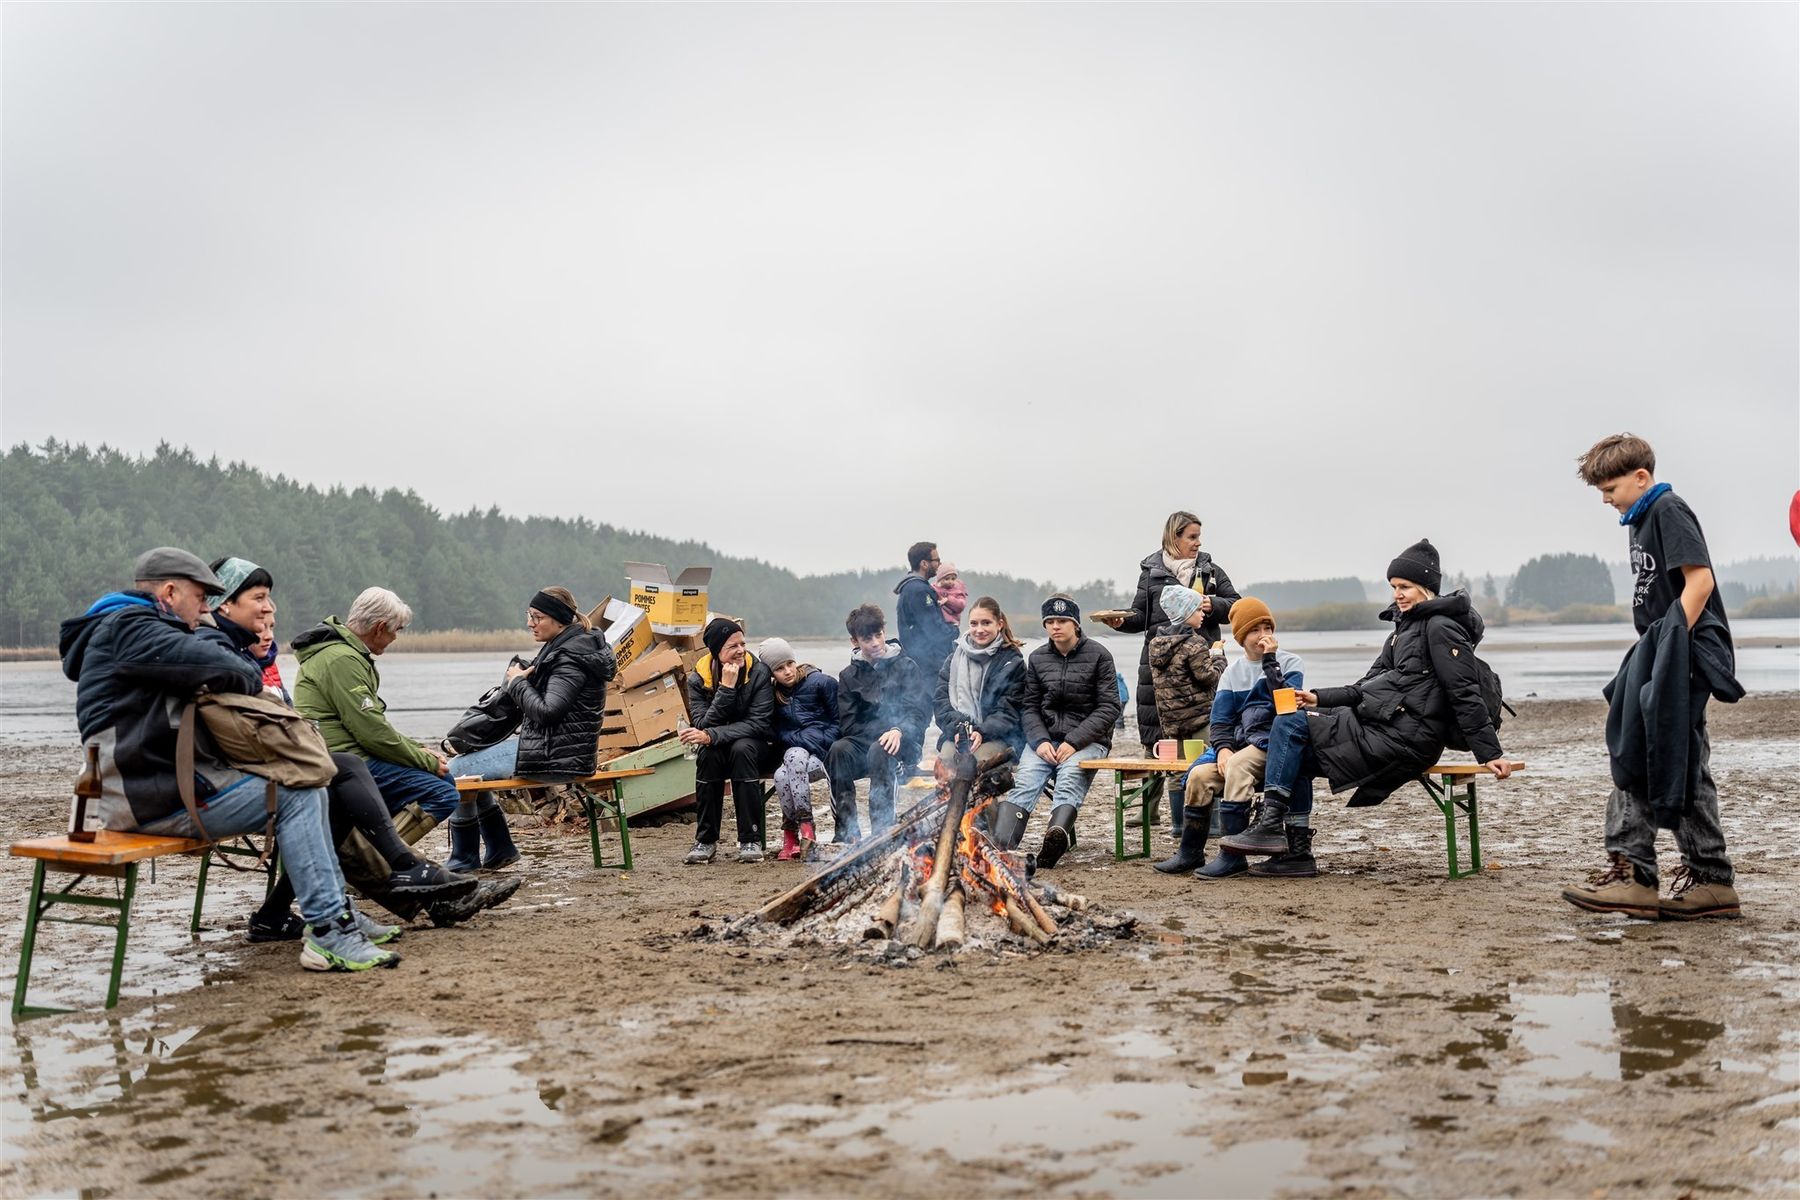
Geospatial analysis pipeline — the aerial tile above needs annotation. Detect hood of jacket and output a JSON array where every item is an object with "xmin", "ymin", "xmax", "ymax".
[
  {"xmin": 1382, "ymin": 589, "xmax": 1485, "ymax": 646},
  {"xmin": 292, "ymin": 616, "xmax": 369, "ymax": 663},
  {"xmin": 59, "ymin": 592, "xmax": 159, "ymax": 680},
  {"xmin": 850, "ymin": 640, "xmax": 905, "ymax": 668},
  {"xmin": 1147, "ymin": 625, "xmax": 1203, "ymax": 671},
  {"xmin": 536, "ymin": 624, "xmax": 616, "ymax": 684}
]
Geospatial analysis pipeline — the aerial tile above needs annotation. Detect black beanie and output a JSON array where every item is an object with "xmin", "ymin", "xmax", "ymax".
[
  {"xmin": 702, "ymin": 617, "xmax": 742, "ymax": 660},
  {"xmin": 1386, "ymin": 538, "xmax": 1442, "ymax": 593}
]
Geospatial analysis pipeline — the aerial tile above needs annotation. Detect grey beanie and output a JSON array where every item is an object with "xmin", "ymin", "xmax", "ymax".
[{"xmin": 757, "ymin": 637, "xmax": 796, "ymax": 670}]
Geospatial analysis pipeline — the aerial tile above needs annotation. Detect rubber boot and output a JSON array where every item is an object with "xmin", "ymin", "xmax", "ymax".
[
  {"xmin": 1219, "ymin": 795, "xmax": 1290, "ymax": 856},
  {"xmin": 1195, "ymin": 803, "xmax": 1250, "ymax": 880},
  {"xmin": 991, "ymin": 801, "xmax": 1028, "ymax": 851},
  {"xmin": 445, "ymin": 816, "xmax": 482, "ymax": 875},
  {"xmin": 1170, "ymin": 795, "xmax": 1185, "ymax": 839},
  {"xmin": 1125, "ymin": 775, "xmax": 1164, "ymax": 829},
  {"xmin": 477, "ymin": 801, "xmax": 521, "ymax": 870},
  {"xmin": 776, "ymin": 828, "xmax": 802, "ymax": 862},
  {"xmin": 797, "ymin": 821, "xmax": 817, "ymax": 861},
  {"xmin": 1154, "ymin": 805, "xmax": 1212, "ymax": 874},
  {"xmin": 1248, "ymin": 823, "xmax": 1318, "ymax": 877},
  {"xmin": 1037, "ymin": 804, "xmax": 1079, "ymax": 868}
]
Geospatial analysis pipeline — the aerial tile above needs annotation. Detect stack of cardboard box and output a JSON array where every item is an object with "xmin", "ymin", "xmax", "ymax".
[{"xmin": 590, "ymin": 564, "xmax": 717, "ymax": 761}]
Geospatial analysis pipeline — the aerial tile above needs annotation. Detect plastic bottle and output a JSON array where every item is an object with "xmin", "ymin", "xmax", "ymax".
[{"xmin": 677, "ymin": 717, "xmax": 698, "ymax": 760}]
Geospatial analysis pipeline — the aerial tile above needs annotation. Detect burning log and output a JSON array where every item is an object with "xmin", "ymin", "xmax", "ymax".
[
  {"xmin": 904, "ymin": 746, "xmax": 979, "ymax": 948},
  {"xmin": 935, "ymin": 887, "xmax": 966, "ymax": 948},
  {"xmin": 867, "ymin": 874, "xmax": 907, "ymax": 940}
]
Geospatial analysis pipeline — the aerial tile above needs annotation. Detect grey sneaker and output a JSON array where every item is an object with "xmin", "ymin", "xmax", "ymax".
[
  {"xmin": 737, "ymin": 841, "xmax": 764, "ymax": 864},
  {"xmin": 683, "ymin": 841, "xmax": 717, "ymax": 865},
  {"xmin": 300, "ymin": 913, "xmax": 402, "ymax": 972},
  {"xmin": 350, "ymin": 906, "xmax": 403, "ymax": 945}
]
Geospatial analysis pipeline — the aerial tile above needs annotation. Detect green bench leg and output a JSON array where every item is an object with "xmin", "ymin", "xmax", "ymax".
[
  {"xmin": 1112, "ymin": 771, "xmax": 1153, "ymax": 862},
  {"xmin": 12, "ymin": 861, "xmax": 48, "ymax": 1019},
  {"xmin": 106, "ymin": 865, "xmax": 138, "ymax": 1009},
  {"xmin": 583, "ymin": 783, "xmax": 633, "ymax": 871},
  {"xmin": 1420, "ymin": 774, "xmax": 1483, "ymax": 879},
  {"xmin": 12, "ymin": 861, "xmax": 139, "ymax": 1020}
]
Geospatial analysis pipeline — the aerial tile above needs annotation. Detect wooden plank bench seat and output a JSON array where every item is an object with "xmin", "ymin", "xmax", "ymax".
[
  {"xmin": 455, "ymin": 768, "xmax": 653, "ymax": 870},
  {"xmin": 9, "ymin": 829, "xmax": 271, "ymax": 1019}
]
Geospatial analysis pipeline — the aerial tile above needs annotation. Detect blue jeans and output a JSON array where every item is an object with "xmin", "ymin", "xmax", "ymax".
[
  {"xmin": 1260, "ymin": 713, "xmax": 1317, "ymax": 823},
  {"xmin": 141, "ymin": 777, "xmax": 347, "ymax": 928},
  {"xmin": 364, "ymin": 757, "xmax": 461, "ymax": 822},
  {"xmin": 1005, "ymin": 742, "xmax": 1107, "ymax": 813},
  {"xmin": 447, "ymin": 737, "xmax": 520, "ymax": 782}
]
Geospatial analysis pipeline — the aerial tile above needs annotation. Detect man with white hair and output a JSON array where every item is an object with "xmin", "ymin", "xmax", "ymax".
[{"xmin": 293, "ymin": 589, "xmax": 520, "ymax": 903}]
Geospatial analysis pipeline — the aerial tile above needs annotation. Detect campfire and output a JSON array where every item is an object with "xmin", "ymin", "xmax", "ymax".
[{"xmin": 717, "ymin": 746, "xmax": 1136, "ymax": 956}]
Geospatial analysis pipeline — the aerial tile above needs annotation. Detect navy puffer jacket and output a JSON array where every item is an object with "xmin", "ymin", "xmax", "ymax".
[{"xmin": 775, "ymin": 666, "xmax": 840, "ymax": 760}]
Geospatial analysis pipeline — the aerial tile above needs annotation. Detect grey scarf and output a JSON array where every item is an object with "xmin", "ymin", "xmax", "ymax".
[{"xmin": 947, "ymin": 634, "xmax": 1005, "ymax": 722}]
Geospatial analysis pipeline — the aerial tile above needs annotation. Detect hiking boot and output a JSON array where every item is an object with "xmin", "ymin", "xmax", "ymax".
[
  {"xmin": 798, "ymin": 821, "xmax": 817, "ymax": 861},
  {"xmin": 1154, "ymin": 805, "xmax": 1212, "ymax": 875},
  {"xmin": 1220, "ymin": 796, "xmax": 1290, "ymax": 856},
  {"xmin": 991, "ymin": 801, "xmax": 1028, "ymax": 851},
  {"xmin": 1561, "ymin": 854, "xmax": 1660, "ymax": 920},
  {"xmin": 477, "ymin": 803, "xmax": 521, "ymax": 871},
  {"xmin": 738, "ymin": 841, "xmax": 765, "ymax": 864},
  {"xmin": 247, "ymin": 910, "xmax": 306, "ymax": 943},
  {"xmin": 1248, "ymin": 824, "xmax": 1318, "ymax": 878},
  {"xmin": 349, "ymin": 906, "xmax": 404, "ymax": 945},
  {"xmin": 1037, "ymin": 804, "xmax": 1079, "ymax": 869},
  {"xmin": 1196, "ymin": 802, "xmax": 1250, "ymax": 880},
  {"xmin": 300, "ymin": 913, "xmax": 402, "ymax": 972},
  {"xmin": 426, "ymin": 876, "xmax": 522, "ymax": 927},
  {"xmin": 1660, "ymin": 865, "xmax": 1741, "ymax": 920},
  {"xmin": 382, "ymin": 860, "xmax": 479, "ymax": 902},
  {"xmin": 445, "ymin": 816, "xmax": 482, "ymax": 874},
  {"xmin": 775, "ymin": 829, "xmax": 802, "ymax": 862},
  {"xmin": 684, "ymin": 841, "xmax": 717, "ymax": 865}
]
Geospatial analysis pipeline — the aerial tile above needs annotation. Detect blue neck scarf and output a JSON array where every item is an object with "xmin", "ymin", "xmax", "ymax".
[{"xmin": 1620, "ymin": 481, "xmax": 1671, "ymax": 527}]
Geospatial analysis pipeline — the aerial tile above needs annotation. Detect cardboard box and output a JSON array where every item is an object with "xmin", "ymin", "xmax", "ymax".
[
  {"xmin": 652, "ymin": 629, "xmax": 706, "ymax": 654},
  {"xmin": 625, "ymin": 563, "xmax": 712, "ymax": 634},
  {"xmin": 615, "ymin": 645, "xmax": 686, "ymax": 693},
  {"xmin": 589, "ymin": 597, "xmax": 652, "ymax": 671},
  {"xmin": 598, "ymin": 672, "xmax": 687, "ymax": 751}
]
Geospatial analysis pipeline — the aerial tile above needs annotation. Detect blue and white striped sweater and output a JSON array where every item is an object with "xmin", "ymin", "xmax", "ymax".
[{"xmin": 1198, "ymin": 649, "xmax": 1305, "ymax": 762}]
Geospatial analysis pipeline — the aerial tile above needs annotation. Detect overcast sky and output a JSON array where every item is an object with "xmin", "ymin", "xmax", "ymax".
[{"xmin": 5, "ymin": 4, "xmax": 1796, "ymax": 591}]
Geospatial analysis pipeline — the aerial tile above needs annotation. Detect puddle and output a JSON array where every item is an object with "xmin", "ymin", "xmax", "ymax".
[
  {"xmin": 1107, "ymin": 1030, "xmax": 1176, "ymax": 1060},
  {"xmin": 1502, "ymin": 983, "xmax": 1731, "ymax": 1099},
  {"xmin": 1560, "ymin": 1118, "xmax": 1619, "ymax": 1147}
]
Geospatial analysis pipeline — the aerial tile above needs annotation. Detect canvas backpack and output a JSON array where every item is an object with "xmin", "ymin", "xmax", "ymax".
[{"xmin": 176, "ymin": 691, "xmax": 337, "ymax": 860}]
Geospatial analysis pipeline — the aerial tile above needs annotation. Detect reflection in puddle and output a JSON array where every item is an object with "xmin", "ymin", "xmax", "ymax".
[{"xmin": 1503, "ymin": 984, "xmax": 1729, "ymax": 1099}]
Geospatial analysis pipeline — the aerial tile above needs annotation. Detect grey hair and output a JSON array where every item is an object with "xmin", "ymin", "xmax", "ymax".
[{"xmin": 345, "ymin": 587, "xmax": 413, "ymax": 635}]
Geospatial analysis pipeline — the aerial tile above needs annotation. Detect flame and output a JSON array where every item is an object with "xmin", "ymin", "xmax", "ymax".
[{"xmin": 955, "ymin": 796, "xmax": 1024, "ymax": 919}]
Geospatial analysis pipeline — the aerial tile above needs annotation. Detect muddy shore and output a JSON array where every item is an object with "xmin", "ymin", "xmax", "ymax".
[{"xmin": 2, "ymin": 696, "xmax": 1796, "ymax": 1199}]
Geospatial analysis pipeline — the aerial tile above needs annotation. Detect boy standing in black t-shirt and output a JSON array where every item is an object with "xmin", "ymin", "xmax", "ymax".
[{"xmin": 1562, "ymin": 433, "xmax": 1741, "ymax": 921}]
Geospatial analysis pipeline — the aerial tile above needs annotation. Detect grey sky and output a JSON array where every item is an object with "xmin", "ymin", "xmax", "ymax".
[{"xmin": 4, "ymin": 4, "xmax": 1796, "ymax": 592}]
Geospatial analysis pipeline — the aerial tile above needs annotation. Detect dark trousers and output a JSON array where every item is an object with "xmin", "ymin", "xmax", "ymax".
[
  {"xmin": 695, "ymin": 737, "xmax": 764, "ymax": 847},
  {"xmin": 825, "ymin": 735, "xmax": 900, "ymax": 840},
  {"xmin": 1606, "ymin": 715, "xmax": 1733, "ymax": 886},
  {"xmin": 1258, "ymin": 713, "xmax": 1318, "ymax": 820}
]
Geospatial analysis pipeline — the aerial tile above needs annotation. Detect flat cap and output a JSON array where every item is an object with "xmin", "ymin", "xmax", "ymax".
[{"xmin": 133, "ymin": 546, "xmax": 226, "ymax": 596}]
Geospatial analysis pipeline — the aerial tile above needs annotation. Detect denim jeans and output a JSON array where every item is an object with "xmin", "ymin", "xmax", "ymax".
[
  {"xmin": 1258, "ymin": 714, "xmax": 1317, "ymax": 823},
  {"xmin": 364, "ymin": 757, "xmax": 461, "ymax": 822},
  {"xmin": 141, "ymin": 777, "xmax": 347, "ymax": 928},
  {"xmin": 1005, "ymin": 742, "xmax": 1107, "ymax": 814},
  {"xmin": 1605, "ymin": 717, "xmax": 1733, "ymax": 886},
  {"xmin": 447, "ymin": 737, "xmax": 520, "ymax": 782}
]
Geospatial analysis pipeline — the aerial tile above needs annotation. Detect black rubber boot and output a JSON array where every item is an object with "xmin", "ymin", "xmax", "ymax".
[
  {"xmin": 1219, "ymin": 795, "xmax": 1290, "ymax": 856},
  {"xmin": 991, "ymin": 801, "xmax": 1028, "ymax": 851},
  {"xmin": 477, "ymin": 801, "xmax": 521, "ymax": 870},
  {"xmin": 1036, "ymin": 804, "xmax": 1079, "ymax": 868},
  {"xmin": 1124, "ymin": 774, "xmax": 1164, "ymax": 829},
  {"xmin": 1170, "ymin": 793, "xmax": 1186, "ymax": 839},
  {"xmin": 1154, "ymin": 805, "xmax": 1212, "ymax": 874},
  {"xmin": 445, "ymin": 816, "xmax": 481, "ymax": 874},
  {"xmin": 1248, "ymin": 823, "xmax": 1318, "ymax": 877},
  {"xmin": 1195, "ymin": 802, "xmax": 1250, "ymax": 880}
]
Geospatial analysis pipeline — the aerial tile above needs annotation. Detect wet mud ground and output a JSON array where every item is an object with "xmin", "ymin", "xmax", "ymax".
[{"xmin": 1, "ymin": 695, "xmax": 1797, "ymax": 1199}]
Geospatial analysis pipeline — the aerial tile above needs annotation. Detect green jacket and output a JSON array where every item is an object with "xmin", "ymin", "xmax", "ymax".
[{"xmin": 291, "ymin": 616, "xmax": 438, "ymax": 773}]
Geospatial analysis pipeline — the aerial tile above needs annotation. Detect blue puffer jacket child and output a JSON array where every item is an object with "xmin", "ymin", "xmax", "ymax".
[{"xmin": 775, "ymin": 665, "xmax": 840, "ymax": 761}]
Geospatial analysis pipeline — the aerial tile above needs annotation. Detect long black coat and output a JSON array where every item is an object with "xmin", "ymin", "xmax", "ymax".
[
  {"xmin": 933, "ymin": 642, "xmax": 1027, "ymax": 757},
  {"xmin": 509, "ymin": 624, "xmax": 617, "ymax": 781},
  {"xmin": 1305, "ymin": 591, "xmax": 1503, "ymax": 807},
  {"xmin": 1114, "ymin": 551, "xmax": 1238, "ymax": 746},
  {"xmin": 1020, "ymin": 634, "xmax": 1122, "ymax": 753}
]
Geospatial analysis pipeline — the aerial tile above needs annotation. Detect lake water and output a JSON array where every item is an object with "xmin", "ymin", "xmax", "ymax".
[{"xmin": 4, "ymin": 619, "xmax": 1795, "ymax": 753}]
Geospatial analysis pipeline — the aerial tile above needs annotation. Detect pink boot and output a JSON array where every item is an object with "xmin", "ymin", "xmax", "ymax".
[
  {"xmin": 798, "ymin": 821, "xmax": 817, "ymax": 862},
  {"xmin": 776, "ymin": 828, "xmax": 802, "ymax": 862}
]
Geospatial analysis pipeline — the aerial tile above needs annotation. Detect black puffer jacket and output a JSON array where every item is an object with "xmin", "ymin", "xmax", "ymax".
[
  {"xmin": 687, "ymin": 654, "xmax": 776, "ymax": 745},
  {"xmin": 1114, "ymin": 551, "xmax": 1238, "ymax": 746},
  {"xmin": 838, "ymin": 643, "xmax": 929, "ymax": 746},
  {"xmin": 934, "ymin": 641, "xmax": 1027, "ymax": 757},
  {"xmin": 507, "ymin": 624, "xmax": 617, "ymax": 781},
  {"xmin": 1305, "ymin": 591, "xmax": 1503, "ymax": 807},
  {"xmin": 1021, "ymin": 634, "xmax": 1122, "ymax": 753}
]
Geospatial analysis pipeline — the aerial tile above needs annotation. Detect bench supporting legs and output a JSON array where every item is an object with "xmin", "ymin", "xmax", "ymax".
[
  {"xmin": 12, "ymin": 859, "xmax": 139, "ymax": 1020},
  {"xmin": 1419, "ymin": 773, "xmax": 1482, "ymax": 879},
  {"xmin": 190, "ymin": 839, "xmax": 278, "ymax": 933},
  {"xmin": 581, "ymin": 782, "xmax": 634, "ymax": 871},
  {"xmin": 1112, "ymin": 771, "xmax": 1153, "ymax": 862}
]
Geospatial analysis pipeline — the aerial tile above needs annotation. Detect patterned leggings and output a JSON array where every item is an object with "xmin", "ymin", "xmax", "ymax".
[{"xmin": 773, "ymin": 746, "xmax": 828, "ymax": 829}]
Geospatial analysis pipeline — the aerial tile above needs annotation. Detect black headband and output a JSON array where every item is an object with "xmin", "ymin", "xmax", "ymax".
[{"xmin": 529, "ymin": 590, "xmax": 578, "ymax": 626}]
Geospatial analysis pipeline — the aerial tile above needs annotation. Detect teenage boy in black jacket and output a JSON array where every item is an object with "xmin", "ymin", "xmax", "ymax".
[{"xmin": 826, "ymin": 604, "xmax": 928, "ymax": 842}]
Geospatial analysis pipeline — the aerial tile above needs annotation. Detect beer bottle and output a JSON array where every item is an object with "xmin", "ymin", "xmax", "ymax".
[{"xmin": 70, "ymin": 744, "xmax": 101, "ymax": 842}]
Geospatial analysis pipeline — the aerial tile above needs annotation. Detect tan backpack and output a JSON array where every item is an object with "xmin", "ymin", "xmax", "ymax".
[{"xmin": 176, "ymin": 692, "xmax": 337, "ymax": 857}]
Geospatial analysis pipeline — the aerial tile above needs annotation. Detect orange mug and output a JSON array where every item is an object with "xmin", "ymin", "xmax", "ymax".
[
  {"xmin": 1153, "ymin": 739, "xmax": 1179, "ymax": 761},
  {"xmin": 1272, "ymin": 688, "xmax": 1298, "ymax": 715}
]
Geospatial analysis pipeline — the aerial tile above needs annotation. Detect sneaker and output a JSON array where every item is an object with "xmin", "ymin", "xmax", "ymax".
[
  {"xmin": 300, "ymin": 914, "xmax": 402, "ymax": 972},
  {"xmin": 683, "ymin": 841, "xmax": 717, "ymax": 865},
  {"xmin": 383, "ymin": 860, "xmax": 479, "ymax": 902},
  {"xmin": 1561, "ymin": 854, "xmax": 1660, "ymax": 920},
  {"xmin": 738, "ymin": 842, "xmax": 765, "ymax": 864},
  {"xmin": 350, "ymin": 906, "xmax": 403, "ymax": 945},
  {"xmin": 247, "ymin": 910, "xmax": 306, "ymax": 943},
  {"xmin": 426, "ymin": 877, "xmax": 522, "ymax": 928},
  {"xmin": 1660, "ymin": 865, "xmax": 1741, "ymax": 920}
]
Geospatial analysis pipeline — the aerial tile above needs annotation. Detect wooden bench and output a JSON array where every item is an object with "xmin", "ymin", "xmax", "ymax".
[
  {"xmin": 1418, "ymin": 762, "xmax": 1525, "ymax": 879},
  {"xmin": 1079, "ymin": 757, "xmax": 1197, "ymax": 862},
  {"xmin": 455, "ymin": 768, "xmax": 654, "ymax": 870}
]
